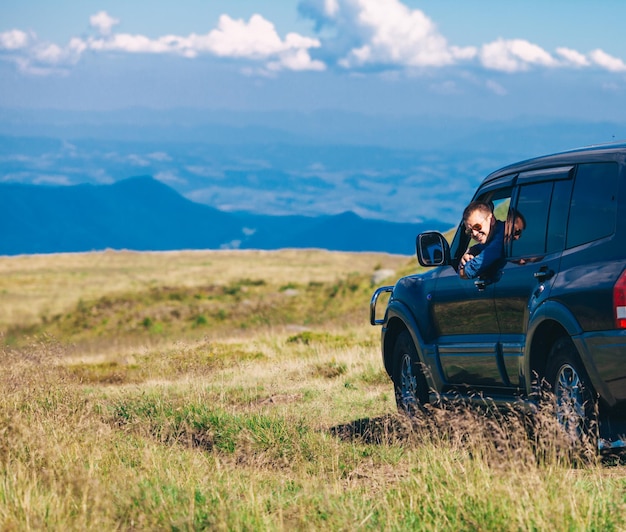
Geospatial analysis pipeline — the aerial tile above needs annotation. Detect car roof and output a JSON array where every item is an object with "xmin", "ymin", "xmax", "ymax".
[{"xmin": 481, "ymin": 141, "xmax": 626, "ymax": 186}]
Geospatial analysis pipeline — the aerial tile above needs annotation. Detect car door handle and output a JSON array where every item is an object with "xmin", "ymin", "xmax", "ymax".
[
  {"xmin": 474, "ymin": 279, "xmax": 486, "ymax": 291},
  {"xmin": 533, "ymin": 267, "xmax": 554, "ymax": 283}
]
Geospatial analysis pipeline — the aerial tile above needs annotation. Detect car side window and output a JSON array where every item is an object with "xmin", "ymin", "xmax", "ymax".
[
  {"xmin": 546, "ymin": 179, "xmax": 572, "ymax": 253},
  {"xmin": 509, "ymin": 182, "xmax": 553, "ymax": 258},
  {"xmin": 566, "ymin": 162, "xmax": 619, "ymax": 248}
]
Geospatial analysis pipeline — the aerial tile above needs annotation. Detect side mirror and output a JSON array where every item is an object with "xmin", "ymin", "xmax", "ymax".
[{"xmin": 416, "ymin": 231, "xmax": 450, "ymax": 267}]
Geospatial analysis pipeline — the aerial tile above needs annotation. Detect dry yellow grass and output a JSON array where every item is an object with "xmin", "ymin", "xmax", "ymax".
[
  {"xmin": 0, "ymin": 248, "xmax": 411, "ymax": 329},
  {"xmin": 1, "ymin": 249, "xmax": 625, "ymax": 530}
]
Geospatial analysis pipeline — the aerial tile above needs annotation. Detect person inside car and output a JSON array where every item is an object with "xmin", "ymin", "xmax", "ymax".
[
  {"xmin": 506, "ymin": 207, "xmax": 526, "ymax": 242},
  {"xmin": 459, "ymin": 200, "xmax": 505, "ymax": 279}
]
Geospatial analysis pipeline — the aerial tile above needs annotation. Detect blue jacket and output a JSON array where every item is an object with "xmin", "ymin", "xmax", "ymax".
[{"xmin": 463, "ymin": 220, "xmax": 505, "ymax": 279}]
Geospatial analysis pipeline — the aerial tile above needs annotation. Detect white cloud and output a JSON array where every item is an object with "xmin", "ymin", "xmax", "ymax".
[
  {"xmin": 33, "ymin": 174, "xmax": 73, "ymax": 186},
  {"xmin": 323, "ymin": 0, "xmax": 340, "ymax": 17},
  {"xmin": 124, "ymin": 152, "xmax": 172, "ymax": 166},
  {"xmin": 0, "ymin": 29, "xmax": 83, "ymax": 74},
  {"xmin": 1, "ymin": 3, "xmax": 626, "ymax": 80},
  {"xmin": 450, "ymin": 45, "xmax": 477, "ymax": 62},
  {"xmin": 485, "ymin": 79, "xmax": 507, "ymax": 96},
  {"xmin": 126, "ymin": 154, "xmax": 151, "ymax": 167},
  {"xmin": 32, "ymin": 43, "xmax": 65, "ymax": 64},
  {"xmin": 186, "ymin": 166, "xmax": 225, "ymax": 179},
  {"xmin": 268, "ymin": 47, "xmax": 325, "ymax": 71},
  {"xmin": 556, "ymin": 47, "xmax": 590, "ymax": 67},
  {"xmin": 147, "ymin": 152, "xmax": 172, "ymax": 162},
  {"xmin": 84, "ymin": 12, "xmax": 325, "ymax": 71},
  {"xmin": 189, "ymin": 14, "xmax": 325, "ymax": 71},
  {"xmin": 0, "ymin": 10, "xmax": 325, "ymax": 74},
  {"xmin": 203, "ymin": 14, "xmax": 292, "ymax": 58},
  {"xmin": 155, "ymin": 170, "xmax": 187, "ymax": 185},
  {"xmin": 88, "ymin": 169, "xmax": 114, "ymax": 184},
  {"xmin": 299, "ymin": 0, "xmax": 626, "ymax": 77},
  {"xmin": 0, "ymin": 29, "xmax": 30, "ymax": 50},
  {"xmin": 589, "ymin": 49, "xmax": 626, "ymax": 72},
  {"xmin": 302, "ymin": 0, "xmax": 475, "ymax": 69},
  {"xmin": 90, "ymin": 11, "xmax": 120, "ymax": 36},
  {"xmin": 480, "ymin": 38, "xmax": 556, "ymax": 72},
  {"xmin": 89, "ymin": 33, "xmax": 173, "ymax": 54}
]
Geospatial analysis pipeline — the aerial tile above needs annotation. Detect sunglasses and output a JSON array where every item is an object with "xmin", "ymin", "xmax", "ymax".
[{"xmin": 464, "ymin": 213, "xmax": 491, "ymax": 236}]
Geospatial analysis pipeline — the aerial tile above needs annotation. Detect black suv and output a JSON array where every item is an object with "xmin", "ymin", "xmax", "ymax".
[{"xmin": 370, "ymin": 142, "xmax": 626, "ymax": 449}]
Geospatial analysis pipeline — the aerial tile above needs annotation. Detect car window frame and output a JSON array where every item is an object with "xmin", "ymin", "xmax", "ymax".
[
  {"xmin": 449, "ymin": 177, "xmax": 515, "ymax": 267},
  {"xmin": 505, "ymin": 166, "xmax": 574, "ymax": 260}
]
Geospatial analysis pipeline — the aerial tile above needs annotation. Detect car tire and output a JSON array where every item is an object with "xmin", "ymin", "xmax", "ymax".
[
  {"xmin": 392, "ymin": 330, "xmax": 429, "ymax": 415},
  {"xmin": 544, "ymin": 337, "xmax": 598, "ymax": 445}
]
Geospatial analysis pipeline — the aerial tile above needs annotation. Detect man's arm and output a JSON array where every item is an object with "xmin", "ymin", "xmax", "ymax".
[
  {"xmin": 461, "ymin": 251, "xmax": 487, "ymax": 279},
  {"xmin": 460, "ymin": 222, "xmax": 505, "ymax": 279},
  {"xmin": 459, "ymin": 251, "xmax": 476, "ymax": 279}
]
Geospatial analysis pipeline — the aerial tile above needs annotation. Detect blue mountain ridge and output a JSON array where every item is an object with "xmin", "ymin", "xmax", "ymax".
[{"xmin": 0, "ymin": 176, "xmax": 448, "ymax": 256}]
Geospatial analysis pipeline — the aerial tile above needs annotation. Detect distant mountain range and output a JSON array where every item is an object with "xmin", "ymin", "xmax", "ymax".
[
  {"xmin": 0, "ymin": 176, "xmax": 448, "ymax": 256},
  {"xmin": 2, "ymin": 110, "xmax": 625, "ymax": 228}
]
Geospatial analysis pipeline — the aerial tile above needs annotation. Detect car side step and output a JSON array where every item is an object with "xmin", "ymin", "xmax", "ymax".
[{"xmin": 598, "ymin": 438, "xmax": 626, "ymax": 451}]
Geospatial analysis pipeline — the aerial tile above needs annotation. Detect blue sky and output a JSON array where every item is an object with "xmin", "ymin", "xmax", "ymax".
[{"xmin": 2, "ymin": 0, "xmax": 626, "ymax": 120}]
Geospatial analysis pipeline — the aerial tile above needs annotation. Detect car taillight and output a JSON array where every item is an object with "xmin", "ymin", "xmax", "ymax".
[{"xmin": 614, "ymin": 268, "xmax": 626, "ymax": 329}]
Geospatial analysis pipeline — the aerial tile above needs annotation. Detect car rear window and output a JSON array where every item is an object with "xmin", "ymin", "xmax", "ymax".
[{"xmin": 566, "ymin": 162, "xmax": 619, "ymax": 248}]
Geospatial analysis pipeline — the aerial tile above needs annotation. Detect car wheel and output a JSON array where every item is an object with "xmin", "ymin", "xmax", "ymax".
[
  {"xmin": 392, "ymin": 330, "xmax": 428, "ymax": 415},
  {"xmin": 544, "ymin": 337, "xmax": 598, "ymax": 445}
]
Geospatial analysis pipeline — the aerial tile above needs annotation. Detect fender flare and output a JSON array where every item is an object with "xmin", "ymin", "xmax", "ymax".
[
  {"xmin": 383, "ymin": 299, "xmax": 424, "ymax": 350},
  {"xmin": 528, "ymin": 299, "xmax": 583, "ymax": 337},
  {"xmin": 382, "ymin": 299, "xmax": 437, "ymax": 386},
  {"xmin": 526, "ymin": 299, "xmax": 614, "ymax": 404}
]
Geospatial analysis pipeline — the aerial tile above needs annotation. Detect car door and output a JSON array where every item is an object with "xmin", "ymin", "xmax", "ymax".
[
  {"xmin": 494, "ymin": 167, "xmax": 573, "ymax": 390},
  {"xmin": 430, "ymin": 184, "xmax": 513, "ymax": 391}
]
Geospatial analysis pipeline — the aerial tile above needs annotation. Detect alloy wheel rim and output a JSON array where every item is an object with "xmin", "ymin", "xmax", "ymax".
[
  {"xmin": 555, "ymin": 363, "xmax": 586, "ymax": 439},
  {"xmin": 400, "ymin": 353, "xmax": 418, "ymax": 409}
]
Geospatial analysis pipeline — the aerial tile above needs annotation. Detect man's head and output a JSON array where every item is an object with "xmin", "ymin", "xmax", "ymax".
[
  {"xmin": 506, "ymin": 208, "xmax": 526, "ymax": 241},
  {"xmin": 462, "ymin": 201, "xmax": 495, "ymax": 245},
  {"xmin": 513, "ymin": 211, "xmax": 526, "ymax": 240}
]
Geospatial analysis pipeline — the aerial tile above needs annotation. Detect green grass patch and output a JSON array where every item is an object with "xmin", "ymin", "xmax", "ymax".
[
  {"xmin": 4, "ymin": 269, "xmax": 379, "ymax": 347},
  {"xmin": 311, "ymin": 360, "xmax": 348, "ymax": 379}
]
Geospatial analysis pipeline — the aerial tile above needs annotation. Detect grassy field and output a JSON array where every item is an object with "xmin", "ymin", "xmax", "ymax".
[{"xmin": 0, "ymin": 249, "xmax": 625, "ymax": 530}]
